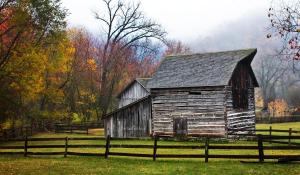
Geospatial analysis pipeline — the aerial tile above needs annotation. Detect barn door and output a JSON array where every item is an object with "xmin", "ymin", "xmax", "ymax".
[{"xmin": 173, "ymin": 117, "xmax": 187, "ymax": 138}]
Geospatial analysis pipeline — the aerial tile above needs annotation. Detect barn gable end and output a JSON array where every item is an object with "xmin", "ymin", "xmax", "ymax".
[{"xmin": 117, "ymin": 78, "xmax": 151, "ymax": 108}]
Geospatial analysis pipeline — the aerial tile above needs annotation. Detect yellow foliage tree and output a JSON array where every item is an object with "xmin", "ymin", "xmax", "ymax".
[
  {"xmin": 4, "ymin": 46, "xmax": 47, "ymax": 107},
  {"xmin": 268, "ymin": 99, "xmax": 289, "ymax": 117}
]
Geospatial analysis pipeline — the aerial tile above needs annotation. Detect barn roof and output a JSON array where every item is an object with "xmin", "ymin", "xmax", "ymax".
[
  {"xmin": 146, "ymin": 48, "xmax": 258, "ymax": 89},
  {"xmin": 117, "ymin": 78, "xmax": 151, "ymax": 98},
  {"xmin": 136, "ymin": 78, "xmax": 150, "ymax": 88}
]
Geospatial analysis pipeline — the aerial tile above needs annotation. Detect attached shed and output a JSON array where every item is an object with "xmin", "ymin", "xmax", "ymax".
[
  {"xmin": 104, "ymin": 48, "xmax": 259, "ymax": 138},
  {"xmin": 105, "ymin": 78, "xmax": 152, "ymax": 137}
]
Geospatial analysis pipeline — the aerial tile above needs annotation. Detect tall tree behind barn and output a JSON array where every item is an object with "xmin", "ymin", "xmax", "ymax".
[{"xmin": 104, "ymin": 49, "xmax": 259, "ymax": 138}]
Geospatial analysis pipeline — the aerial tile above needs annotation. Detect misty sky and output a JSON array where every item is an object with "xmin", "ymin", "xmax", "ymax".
[
  {"xmin": 62, "ymin": 0, "xmax": 270, "ymax": 38},
  {"xmin": 61, "ymin": 0, "xmax": 276, "ymax": 55}
]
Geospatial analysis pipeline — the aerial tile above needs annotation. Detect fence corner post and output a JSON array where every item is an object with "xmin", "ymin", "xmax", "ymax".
[
  {"xmin": 153, "ymin": 135, "xmax": 158, "ymax": 161},
  {"xmin": 257, "ymin": 134, "xmax": 264, "ymax": 163},
  {"xmin": 64, "ymin": 136, "xmax": 68, "ymax": 158},
  {"xmin": 24, "ymin": 136, "xmax": 28, "ymax": 157},
  {"xmin": 105, "ymin": 135, "xmax": 111, "ymax": 159},
  {"xmin": 205, "ymin": 137, "xmax": 209, "ymax": 163}
]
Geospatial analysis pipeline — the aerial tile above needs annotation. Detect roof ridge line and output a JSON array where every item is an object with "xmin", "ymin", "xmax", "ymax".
[{"xmin": 165, "ymin": 48, "xmax": 257, "ymax": 58}]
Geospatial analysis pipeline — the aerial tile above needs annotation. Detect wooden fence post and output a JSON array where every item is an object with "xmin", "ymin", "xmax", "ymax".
[
  {"xmin": 30, "ymin": 121, "xmax": 33, "ymax": 136},
  {"xmin": 70, "ymin": 125, "xmax": 73, "ymax": 134},
  {"xmin": 205, "ymin": 137, "xmax": 209, "ymax": 163},
  {"xmin": 257, "ymin": 134, "xmax": 264, "ymax": 162},
  {"xmin": 269, "ymin": 126, "xmax": 272, "ymax": 144},
  {"xmin": 86, "ymin": 125, "xmax": 89, "ymax": 135},
  {"xmin": 153, "ymin": 135, "xmax": 158, "ymax": 161},
  {"xmin": 54, "ymin": 124, "xmax": 57, "ymax": 133},
  {"xmin": 105, "ymin": 135, "xmax": 111, "ymax": 159},
  {"xmin": 24, "ymin": 136, "xmax": 28, "ymax": 157},
  {"xmin": 289, "ymin": 128, "xmax": 292, "ymax": 146},
  {"xmin": 64, "ymin": 137, "xmax": 68, "ymax": 157}
]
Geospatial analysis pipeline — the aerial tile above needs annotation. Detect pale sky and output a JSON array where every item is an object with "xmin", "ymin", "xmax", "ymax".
[{"xmin": 62, "ymin": 0, "xmax": 271, "ymax": 42}]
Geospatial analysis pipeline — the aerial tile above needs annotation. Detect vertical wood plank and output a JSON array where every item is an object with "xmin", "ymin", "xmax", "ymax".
[
  {"xmin": 153, "ymin": 135, "xmax": 158, "ymax": 161},
  {"xmin": 205, "ymin": 137, "xmax": 209, "ymax": 163},
  {"xmin": 257, "ymin": 134, "xmax": 264, "ymax": 162},
  {"xmin": 105, "ymin": 135, "xmax": 111, "ymax": 159}
]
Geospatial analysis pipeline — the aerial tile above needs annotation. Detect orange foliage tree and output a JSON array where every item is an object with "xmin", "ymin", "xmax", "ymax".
[
  {"xmin": 163, "ymin": 40, "xmax": 191, "ymax": 57},
  {"xmin": 268, "ymin": 99, "xmax": 289, "ymax": 117}
]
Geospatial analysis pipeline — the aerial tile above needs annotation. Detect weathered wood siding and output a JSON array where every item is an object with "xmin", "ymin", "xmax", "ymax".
[
  {"xmin": 226, "ymin": 63, "xmax": 256, "ymax": 135},
  {"xmin": 118, "ymin": 81, "xmax": 149, "ymax": 108},
  {"xmin": 225, "ymin": 85, "xmax": 255, "ymax": 134},
  {"xmin": 105, "ymin": 96, "xmax": 151, "ymax": 138},
  {"xmin": 151, "ymin": 87, "xmax": 226, "ymax": 137}
]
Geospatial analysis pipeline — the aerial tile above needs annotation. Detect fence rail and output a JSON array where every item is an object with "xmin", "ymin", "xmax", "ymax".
[
  {"xmin": 54, "ymin": 122, "xmax": 104, "ymax": 135},
  {"xmin": 1, "ymin": 134, "xmax": 300, "ymax": 163}
]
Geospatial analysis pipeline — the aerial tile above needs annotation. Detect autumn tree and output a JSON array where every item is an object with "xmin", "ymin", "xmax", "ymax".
[
  {"xmin": 268, "ymin": 99, "xmax": 289, "ymax": 117},
  {"xmin": 0, "ymin": 0, "xmax": 67, "ymax": 127},
  {"xmin": 267, "ymin": 0, "xmax": 300, "ymax": 70},
  {"xmin": 94, "ymin": 0, "xmax": 166, "ymax": 117},
  {"xmin": 64, "ymin": 28, "xmax": 100, "ymax": 122},
  {"xmin": 256, "ymin": 55, "xmax": 288, "ymax": 110},
  {"xmin": 0, "ymin": 0, "xmax": 67, "ymax": 70},
  {"xmin": 163, "ymin": 40, "xmax": 191, "ymax": 57}
]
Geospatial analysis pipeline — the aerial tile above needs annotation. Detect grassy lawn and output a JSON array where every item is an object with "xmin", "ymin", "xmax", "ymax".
[
  {"xmin": 0, "ymin": 123, "xmax": 300, "ymax": 175},
  {"xmin": 256, "ymin": 122, "xmax": 300, "ymax": 131},
  {"xmin": 1, "ymin": 156, "xmax": 300, "ymax": 175}
]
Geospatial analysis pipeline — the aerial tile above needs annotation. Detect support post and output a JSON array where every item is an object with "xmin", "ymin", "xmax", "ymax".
[
  {"xmin": 64, "ymin": 137, "xmax": 68, "ymax": 157},
  {"xmin": 205, "ymin": 137, "xmax": 209, "ymax": 163},
  {"xmin": 153, "ymin": 135, "xmax": 158, "ymax": 161},
  {"xmin": 289, "ymin": 128, "xmax": 292, "ymax": 146},
  {"xmin": 269, "ymin": 126, "xmax": 272, "ymax": 144},
  {"xmin": 30, "ymin": 120, "xmax": 33, "ymax": 136},
  {"xmin": 105, "ymin": 135, "xmax": 111, "ymax": 159},
  {"xmin": 24, "ymin": 136, "xmax": 28, "ymax": 157},
  {"xmin": 86, "ymin": 124, "xmax": 89, "ymax": 135},
  {"xmin": 70, "ymin": 125, "xmax": 73, "ymax": 134},
  {"xmin": 257, "ymin": 134, "xmax": 264, "ymax": 162}
]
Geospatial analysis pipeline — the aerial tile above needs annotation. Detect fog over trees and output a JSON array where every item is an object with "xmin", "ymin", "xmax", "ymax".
[{"xmin": 188, "ymin": 10, "xmax": 300, "ymax": 112}]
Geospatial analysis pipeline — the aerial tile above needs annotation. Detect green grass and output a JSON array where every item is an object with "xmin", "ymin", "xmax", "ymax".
[
  {"xmin": 256, "ymin": 122, "xmax": 300, "ymax": 131},
  {"xmin": 0, "ymin": 124, "xmax": 300, "ymax": 174},
  {"xmin": 1, "ymin": 156, "xmax": 300, "ymax": 175}
]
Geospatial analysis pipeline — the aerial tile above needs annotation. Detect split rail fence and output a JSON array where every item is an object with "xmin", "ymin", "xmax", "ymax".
[
  {"xmin": 1, "ymin": 133, "xmax": 300, "ymax": 163},
  {"xmin": 54, "ymin": 122, "xmax": 103, "ymax": 135},
  {"xmin": 228, "ymin": 127, "xmax": 300, "ymax": 146}
]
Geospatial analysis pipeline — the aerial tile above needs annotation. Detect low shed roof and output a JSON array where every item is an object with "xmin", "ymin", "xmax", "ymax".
[{"xmin": 146, "ymin": 48, "xmax": 258, "ymax": 89}]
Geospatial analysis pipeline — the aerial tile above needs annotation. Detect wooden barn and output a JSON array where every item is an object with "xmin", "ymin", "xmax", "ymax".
[{"xmin": 104, "ymin": 48, "xmax": 259, "ymax": 138}]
